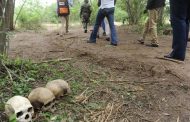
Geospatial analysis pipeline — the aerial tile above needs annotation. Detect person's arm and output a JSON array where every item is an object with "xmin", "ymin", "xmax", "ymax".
[
  {"xmin": 89, "ymin": 5, "xmax": 92, "ymax": 15},
  {"xmin": 80, "ymin": 6, "xmax": 83, "ymax": 18},
  {"xmin": 98, "ymin": 0, "xmax": 101, "ymax": 7}
]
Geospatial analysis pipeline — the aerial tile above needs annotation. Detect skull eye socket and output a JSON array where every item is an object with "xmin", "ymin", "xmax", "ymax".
[
  {"xmin": 44, "ymin": 100, "xmax": 55, "ymax": 107},
  {"xmin": 44, "ymin": 102, "xmax": 52, "ymax": 107},
  {"xmin": 28, "ymin": 107, "xmax": 33, "ymax": 112},
  {"xmin": 16, "ymin": 111, "xmax": 23, "ymax": 118}
]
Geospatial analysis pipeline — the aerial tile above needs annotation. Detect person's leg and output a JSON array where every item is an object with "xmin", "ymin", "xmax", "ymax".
[
  {"xmin": 167, "ymin": 0, "xmax": 189, "ymax": 60},
  {"xmin": 101, "ymin": 20, "xmax": 106, "ymax": 35},
  {"xmin": 60, "ymin": 17, "xmax": 65, "ymax": 36},
  {"xmin": 106, "ymin": 8, "xmax": 118, "ymax": 45},
  {"xmin": 105, "ymin": 18, "xmax": 110, "ymax": 41},
  {"xmin": 138, "ymin": 12, "xmax": 150, "ymax": 44},
  {"xmin": 65, "ymin": 15, "xmax": 69, "ymax": 33},
  {"xmin": 89, "ymin": 9, "xmax": 105, "ymax": 42},
  {"xmin": 84, "ymin": 21, "xmax": 88, "ymax": 33},
  {"xmin": 139, "ymin": 19, "xmax": 149, "ymax": 43},
  {"xmin": 149, "ymin": 9, "xmax": 159, "ymax": 46}
]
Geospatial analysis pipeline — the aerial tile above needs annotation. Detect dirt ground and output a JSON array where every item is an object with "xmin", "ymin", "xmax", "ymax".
[{"xmin": 6, "ymin": 25, "xmax": 190, "ymax": 122}]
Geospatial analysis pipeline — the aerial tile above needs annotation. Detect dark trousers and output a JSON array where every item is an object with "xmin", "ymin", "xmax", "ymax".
[
  {"xmin": 170, "ymin": 0, "xmax": 190, "ymax": 60},
  {"xmin": 90, "ymin": 7, "xmax": 118, "ymax": 44}
]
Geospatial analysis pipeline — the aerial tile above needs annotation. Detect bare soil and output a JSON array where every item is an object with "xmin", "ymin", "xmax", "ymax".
[{"xmin": 5, "ymin": 25, "xmax": 190, "ymax": 122}]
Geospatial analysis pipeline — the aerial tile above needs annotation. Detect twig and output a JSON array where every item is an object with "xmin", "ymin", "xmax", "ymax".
[
  {"xmin": 1, "ymin": 61, "xmax": 13, "ymax": 83},
  {"xmin": 82, "ymin": 90, "xmax": 107, "ymax": 104},
  {"xmin": 160, "ymin": 62, "xmax": 187, "ymax": 82},
  {"xmin": 177, "ymin": 116, "xmax": 179, "ymax": 122},
  {"xmin": 115, "ymin": 103, "xmax": 129, "ymax": 119},
  {"xmin": 80, "ymin": 87, "xmax": 89, "ymax": 96},
  {"xmin": 105, "ymin": 103, "xmax": 114, "ymax": 122},
  {"xmin": 34, "ymin": 58, "xmax": 72, "ymax": 64},
  {"xmin": 155, "ymin": 56, "xmax": 184, "ymax": 64},
  {"xmin": 103, "ymin": 80, "xmax": 129, "ymax": 82}
]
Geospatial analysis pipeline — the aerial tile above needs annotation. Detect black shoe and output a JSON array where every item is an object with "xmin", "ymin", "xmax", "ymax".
[
  {"xmin": 106, "ymin": 37, "xmax": 110, "ymax": 41},
  {"xmin": 103, "ymin": 32, "xmax": 106, "ymax": 36},
  {"xmin": 164, "ymin": 54, "xmax": 184, "ymax": 61},
  {"xmin": 110, "ymin": 42, "xmax": 117, "ymax": 46},
  {"xmin": 84, "ymin": 30, "xmax": 87, "ymax": 33},
  {"xmin": 151, "ymin": 43, "xmax": 159, "ymax": 47},
  {"xmin": 137, "ymin": 39, "xmax": 144, "ymax": 44},
  {"xmin": 87, "ymin": 40, "xmax": 96, "ymax": 43},
  {"xmin": 97, "ymin": 35, "xmax": 100, "ymax": 38}
]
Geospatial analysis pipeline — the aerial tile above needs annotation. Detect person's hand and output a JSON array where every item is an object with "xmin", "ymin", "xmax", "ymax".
[{"xmin": 143, "ymin": 9, "xmax": 148, "ymax": 14}]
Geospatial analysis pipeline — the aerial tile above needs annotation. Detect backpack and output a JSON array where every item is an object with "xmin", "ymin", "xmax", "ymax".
[{"xmin": 57, "ymin": 0, "xmax": 70, "ymax": 16}]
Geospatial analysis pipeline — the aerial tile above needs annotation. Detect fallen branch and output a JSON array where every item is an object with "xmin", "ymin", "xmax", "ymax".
[
  {"xmin": 1, "ymin": 61, "xmax": 13, "ymax": 83},
  {"xmin": 155, "ymin": 56, "xmax": 184, "ymax": 64},
  {"xmin": 105, "ymin": 103, "xmax": 114, "ymax": 122},
  {"xmin": 35, "ymin": 58, "xmax": 72, "ymax": 64}
]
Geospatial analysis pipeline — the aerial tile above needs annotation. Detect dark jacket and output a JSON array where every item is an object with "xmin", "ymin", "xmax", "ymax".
[
  {"xmin": 146, "ymin": 0, "xmax": 165, "ymax": 10},
  {"xmin": 80, "ymin": 3, "xmax": 92, "ymax": 22}
]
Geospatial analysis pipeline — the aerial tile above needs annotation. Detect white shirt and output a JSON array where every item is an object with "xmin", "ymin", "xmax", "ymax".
[{"xmin": 100, "ymin": 0, "xmax": 115, "ymax": 9}]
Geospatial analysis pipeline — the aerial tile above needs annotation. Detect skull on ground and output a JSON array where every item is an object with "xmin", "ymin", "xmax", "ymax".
[
  {"xmin": 46, "ymin": 79, "xmax": 71, "ymax": 98},
  {"xmin": 5, "ymin": 96, "xmax": 34, "ymax": 122},
  {"xmin": 28, "ymin": 87, "xmax": 55, "ymax": 112}
]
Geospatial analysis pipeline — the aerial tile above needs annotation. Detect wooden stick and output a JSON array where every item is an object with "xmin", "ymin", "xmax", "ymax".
[
  {"xmin": 1, "ymin": 61, "xmax": 13, "ymax": 83},
  {"xmin": 105, "ymin": 103, "xmax": 114, "ymax": 122},
  {"xmin": 155, "ymin": 56, "xmax": 184, "ymax": 64},
  {"xmin": 35, "ymin": 58, "xmax": 72, "ymax": 64}
]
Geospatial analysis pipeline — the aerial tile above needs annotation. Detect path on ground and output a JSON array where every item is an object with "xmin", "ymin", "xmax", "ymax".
[{"xmin": 8, "ymin": 26, "xmax": 190, "ymax": 122}]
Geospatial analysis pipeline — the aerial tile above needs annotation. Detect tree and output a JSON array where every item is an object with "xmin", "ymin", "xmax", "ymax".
[
  {"xmin": 126, "ymin": 0, "xmax": 146, "ymax": 25},
  {"xmin": 7, "ymin": 0, "xmax": 15, "ymax": 30},
  {"xmin": 0, "ymin": 0, "xmax": 15, "ymax": 54}
]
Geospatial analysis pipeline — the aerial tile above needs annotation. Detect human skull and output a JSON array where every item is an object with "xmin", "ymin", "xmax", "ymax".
[
  {"xmin": 46, "ymin": 79, "xmax": 71, "ymax": 98},
  {"xmin": 5, "ymin": 96, "xmax": 34, "ymax": 122},
  {"xmin": 28, "ymin": 87, "xmax": 55, "ymax": 111}
]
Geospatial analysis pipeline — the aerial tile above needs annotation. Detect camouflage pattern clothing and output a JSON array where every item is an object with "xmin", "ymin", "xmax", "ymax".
[{"xmin": 80, "ymin": 0, "xmax": 92, "ymax": 33}]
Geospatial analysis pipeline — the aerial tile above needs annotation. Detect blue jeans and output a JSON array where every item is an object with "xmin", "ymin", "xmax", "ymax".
[
  {"xmin": 101, "ymin": 20, "xmax": 106, "ymax": 32},
  {"xmin": 169, "ymin": 0, "xmax": 190, "ymax": 60},
  {"xmin": 90, "ymin": 8, "xmax": 118, "ymax": 44}
]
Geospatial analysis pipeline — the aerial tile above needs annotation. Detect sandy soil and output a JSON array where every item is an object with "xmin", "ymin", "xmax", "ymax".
[{"xmin": 7, "ymin": 25, "xmax": 190, "ymax": 122}]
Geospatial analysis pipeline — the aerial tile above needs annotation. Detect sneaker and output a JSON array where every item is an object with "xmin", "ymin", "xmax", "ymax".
[
  {"xmin": 84, "ymin": 30, "xmax": 87, "ymax": 33},
  {"xmin": 87, "ymin": 40, "xmax": 96, "ymax": 43},
  {"xmin": 106, "ymin": 37, "xmax": 110, "ymax": 41},
  {"xmin": 103, "ymin": 32, "xmax": 106, "ymax": 36},
  {"xmin": 164, "ymin": 54, "xmax": 184, "ymax": 61},
  {"xmin": 137, "ymin": 39, "xmax": 144, "ymax": 44},
  {"xmin": 110, "ymin": 42, "xmax": 117, "ymax": 46},
  {"xmin": 151, "ymin": 43, "xmax": 159, "ymax": 47}
]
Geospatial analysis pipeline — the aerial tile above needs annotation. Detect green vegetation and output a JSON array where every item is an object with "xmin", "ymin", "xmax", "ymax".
[{"xmin": 14, "ymin": 0, "xmax": 143, "ymax": 30}]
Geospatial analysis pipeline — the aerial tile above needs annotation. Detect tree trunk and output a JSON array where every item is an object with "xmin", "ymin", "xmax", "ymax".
[
  {"xmin": 9, "ymin": 0, "xmax": 15, "ymax": 30},
  {"xmin": 4, "ymin": 0, "xmax": 15, "ymax": 30},
  {"xmin": 0, "ymin": 0, "xmax": 9, "ymax": 55}
]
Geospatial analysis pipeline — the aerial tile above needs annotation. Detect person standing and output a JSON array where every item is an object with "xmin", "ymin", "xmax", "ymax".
[
  {"xmin": 57, "ymin": 0, "xmax": 73, "ymax": 36},
  {"xmin": 88, "ymin": 0, "xmax": 118, "ymax": 46},
  {"xmin": 138, "ymin": 0, "xmax": 165, "ymax": 47},
  {"xmin": 80, "ymin": 0, "xmax": 92, "ymax": 33},
  {"xmin": 164, "ymin": 0, "xmax": 190, "ymax": 61}
]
